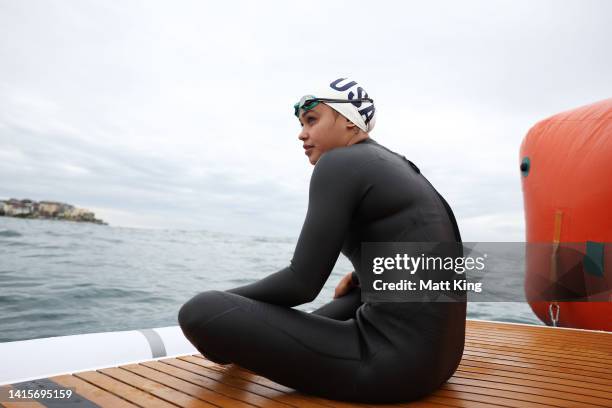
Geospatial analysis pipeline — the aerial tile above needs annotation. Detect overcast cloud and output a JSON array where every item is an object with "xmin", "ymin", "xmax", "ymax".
[{"xmin": 1, "ymin": 0, "xmax": 610, "ymax": 240}]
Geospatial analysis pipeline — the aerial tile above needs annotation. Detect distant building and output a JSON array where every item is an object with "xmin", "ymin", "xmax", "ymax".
[
  {"xmin": 3, "ymin": 199, "xmax": 33, "ymax": 217},
  {"xmin": 58, "ymin": 204, "xmax": 75, "ymax": 218},
  {"xmin": 22, "ymin": 199, "xmax": 38, "ymax": 213},
  {"xmin": 65, "ymin": 207, "xmax": 95, "ymax": 221},
  {"xmin": 39, "ymin": 201, "xmax": 63, "ymax": 217}
]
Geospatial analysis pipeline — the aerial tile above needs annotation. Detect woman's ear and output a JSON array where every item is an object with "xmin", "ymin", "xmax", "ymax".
[
  {"xmin": 346, "ymin": 120, "xmax": 360, "ymax": 135},
  {"xmin": 345, "ymin": 119, "xmax": 357, "ymax": 131}
]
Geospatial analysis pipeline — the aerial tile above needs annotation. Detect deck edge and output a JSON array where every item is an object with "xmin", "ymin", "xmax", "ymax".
[{"xmin": 467, "ymin": 318, "xmax": 611, "ymax": 334}]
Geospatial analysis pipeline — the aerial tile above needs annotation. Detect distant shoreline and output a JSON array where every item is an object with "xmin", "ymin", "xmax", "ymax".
[
  {"xmin": 0, "ymin": 213, "xmax": 108, "ymax": 225},
  {"xmin": 0, "ymin": 198, "xmax": 108, "ymax": 225}
]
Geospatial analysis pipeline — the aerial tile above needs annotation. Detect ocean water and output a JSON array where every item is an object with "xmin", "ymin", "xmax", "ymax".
[{"xmin": 0, "ymin": 217, "xmax": 542, "ymax": 343}]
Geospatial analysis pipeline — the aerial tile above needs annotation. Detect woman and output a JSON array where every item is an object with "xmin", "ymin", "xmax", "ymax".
[{"xmin": 178, "ymin": 77, "xmax": 466, "ymax": 403}]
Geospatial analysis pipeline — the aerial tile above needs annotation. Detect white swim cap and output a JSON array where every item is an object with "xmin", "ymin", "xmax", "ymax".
[{"xmin": 307, "ymin": 77, "xmax": 376, "ymax": 133}]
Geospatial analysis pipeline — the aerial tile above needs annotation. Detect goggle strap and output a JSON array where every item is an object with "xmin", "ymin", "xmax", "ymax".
[{"xmin": 294, "ymin": 97, "xmax": 374, "ymax": 117}]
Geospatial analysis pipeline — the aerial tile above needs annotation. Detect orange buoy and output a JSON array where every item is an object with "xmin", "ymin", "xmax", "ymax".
[{"xmin": 520, "ymin": 98, "xmax": 612, "ymax": 332}]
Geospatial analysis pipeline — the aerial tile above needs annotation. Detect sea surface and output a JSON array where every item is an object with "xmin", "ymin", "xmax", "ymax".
[{"xmin": 0, "ymin": 217, "xmax": 542, "ymax": 343}]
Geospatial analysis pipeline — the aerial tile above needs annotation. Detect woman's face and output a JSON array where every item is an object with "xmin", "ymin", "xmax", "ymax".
[{"xmin": 297, "ymin": 103, "xmax": 347, "ymax": 165}]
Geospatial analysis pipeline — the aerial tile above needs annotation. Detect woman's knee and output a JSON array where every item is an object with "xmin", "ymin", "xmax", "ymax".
[
  {"xmin": 177, "ymin": 290, "xmax": 235, "ymax": 365},
  {"xmin": 177, "ymin": 290, "xmax": 230, "ymax": 334}
]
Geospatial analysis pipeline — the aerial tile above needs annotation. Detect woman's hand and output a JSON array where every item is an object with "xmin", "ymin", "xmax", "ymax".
[{"xmin": 334, "ymin": 271, "xmax": 358, "ymax": 299}]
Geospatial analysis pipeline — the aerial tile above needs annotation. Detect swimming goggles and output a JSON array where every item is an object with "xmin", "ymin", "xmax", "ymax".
[{"xmin": 293, "ymin": 95, "xmax": 374, "ymax": 117}]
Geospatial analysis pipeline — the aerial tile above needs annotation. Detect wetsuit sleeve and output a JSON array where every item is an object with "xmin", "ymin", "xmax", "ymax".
[{"xmin": 226, "ymin": 151, "xmax": 365, "ymax": 307}]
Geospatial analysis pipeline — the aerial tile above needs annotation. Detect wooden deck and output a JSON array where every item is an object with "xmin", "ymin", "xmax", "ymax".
[{"xmin": 2, "ymin": 320, "xmax": 611, "ymax": 407}]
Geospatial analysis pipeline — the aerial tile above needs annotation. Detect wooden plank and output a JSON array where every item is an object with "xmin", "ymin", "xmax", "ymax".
[
  {"xmin": 446, "ymin": 376, "xmax": 610, "ymax": 408},
  {"xmin": 74, "ymin": 370, "xmax": 178, "ymax": 408},
  {"xmin": 413, "ymin": 395, "xmax": 506, "ymax": 407},
  {"xmin": 465, "ymin": 334, "xmax": 612, "ymax": 361},
  {"xmin": 455, "ymin": 364, "xmax": 612, "ymax": 399},
  {"xmin": 466, "ymin": 322, "xmax": 612, "ymax": 350},
  {"xmin": 367, "ymin": 397, "xmax": 461, "ymax": 408},
  {"xmin": 465, "ymin": 330, "xmax": 612, "ymax": 354},
  {"xmin": 434, "ymin": 388, "xmax": 553, "ymax": 408},
  {"xmin": 393, "ymin": 400, "xmax": 457, "ymax": 408},
  {"xmin": 461, "ymin": 349, "xmax": 612, "ymax": 379},
  {"xmin": 50, "ymin": 374, "xmax": 139, "ymax": 407},
  {"xmin": 464, "ymin": 342, "xmax": 612, "ymax": 369},
  {"xmin": 148, "ymin": 359, "xmax": 299, "ymax": 408},
  {"xmin": 121, "ymin": 363, "xmax": 261, "ymax": 407},
  {"xmin": 387, "ymin": 392, "xmax": 512, "ymax": 408},
  {"xmin": 466, "ymin": 329, "xmax": 611, "ymax": 355},
  {"xmin": 466, "ymin": 339, "xmax": 612, "ymax": 362},
  {"xmin": 458, "ymin": 356, "xmax": 612, "ymax": 392},
  {"xmin": 97, "ymin": 366, "xmax": 220, "ymax": 407},
  {"xmin": 139, "ymin": 360, "xmax": 294, "ymax": 408},
  {"xmin": 441, "ymin": 381, "xmax": 610, "ymax": 407},
  {"xmin": 440, "ymin": 382, "xmax": 602, "ymax": 408}
]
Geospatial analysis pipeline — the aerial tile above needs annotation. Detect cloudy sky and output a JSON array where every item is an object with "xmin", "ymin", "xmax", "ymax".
[{"xmin": 1, "ymin": 0, "xmax": 610, "ymax": 240}]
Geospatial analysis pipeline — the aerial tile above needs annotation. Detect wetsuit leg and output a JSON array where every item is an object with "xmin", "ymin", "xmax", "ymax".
[{"xmin": 178, "ymin": 289, "xmax": 367, "ymax": 402}]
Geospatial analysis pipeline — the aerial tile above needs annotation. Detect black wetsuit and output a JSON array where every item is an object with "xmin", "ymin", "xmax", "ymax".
[{"xmin": 178, "ymin": 137, "xmax": 466, "ymax": 403}]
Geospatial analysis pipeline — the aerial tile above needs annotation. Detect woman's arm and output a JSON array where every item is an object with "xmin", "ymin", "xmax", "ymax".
[{"xmin": 226, "ymin": 150, "xmax": 366, "ymax": 307}]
